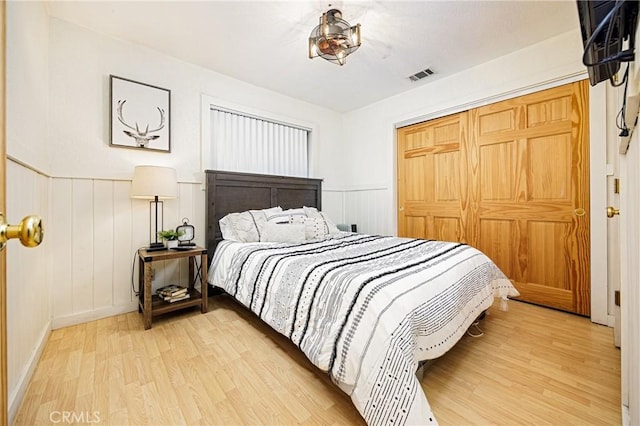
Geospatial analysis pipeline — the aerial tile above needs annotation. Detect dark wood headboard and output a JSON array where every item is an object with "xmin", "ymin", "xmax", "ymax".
[{"xmin": 205, "ymin": 170, "xmax": 323, "ymax": 261}]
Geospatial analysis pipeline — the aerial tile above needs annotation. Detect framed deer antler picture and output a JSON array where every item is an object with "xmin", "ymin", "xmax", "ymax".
[{"xmin": 109, "ymin": 75, "xmax": 171, "ymax": 152}]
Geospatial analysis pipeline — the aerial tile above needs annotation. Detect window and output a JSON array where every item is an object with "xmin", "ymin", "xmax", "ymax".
[{"xmin": 209, "ymin": 107, "xmax": 309, "ymax": 177}]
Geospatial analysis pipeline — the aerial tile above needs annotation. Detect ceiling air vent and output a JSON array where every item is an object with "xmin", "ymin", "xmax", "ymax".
[{"xmin": 409, "ymin": 68, "xmax": 435, "ymax": 82}]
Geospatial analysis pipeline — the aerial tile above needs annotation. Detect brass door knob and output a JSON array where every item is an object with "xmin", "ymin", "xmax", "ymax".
[
  {"xmin": 0, "ymin": 213, "xmax": 44, "ymax": 251},
  {"xmin": 606, "ymin": 206, "xmax": 620, "ymax": 218}
]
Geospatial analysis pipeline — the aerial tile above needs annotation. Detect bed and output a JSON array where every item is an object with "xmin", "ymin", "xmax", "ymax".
[{"xmin": 205, "ymin": 170, "xmax": 519, "ymax": 425}]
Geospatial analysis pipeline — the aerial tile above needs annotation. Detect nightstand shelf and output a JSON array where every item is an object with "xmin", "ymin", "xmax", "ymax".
[
  {"xmin": 150, "ymin": 288, "xmax": 203, "ymax": 315},
  {"xmin": 138, "ymin": 246, "xmax": 208, "ymax": 329}
]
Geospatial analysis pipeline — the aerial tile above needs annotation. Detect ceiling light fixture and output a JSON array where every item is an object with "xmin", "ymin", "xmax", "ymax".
[{"xmin": 308, "ymin": 9, "xmax": 361, "ymax": 66}]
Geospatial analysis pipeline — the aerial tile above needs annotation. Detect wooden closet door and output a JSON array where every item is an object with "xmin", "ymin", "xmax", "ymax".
[
  {"xmin": 397, "ymin": 112, "xmax": 470, "ymax": 243},
  {"xmin": 397, "ymin": 81, "xmax": 590, "ymax": 315},
  {"xmin": 471, "ymin": 81, "xmax": 590, "ymax": 315}
]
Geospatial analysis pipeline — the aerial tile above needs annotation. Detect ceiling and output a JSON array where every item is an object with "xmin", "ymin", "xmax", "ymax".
[{"xmin": 46, "ymin": 0, "xmax": 581, "ymax": 113}]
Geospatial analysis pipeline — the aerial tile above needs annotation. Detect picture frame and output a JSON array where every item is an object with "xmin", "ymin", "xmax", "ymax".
[{"xmin": 109, "ymin": 75, "xmax": 171, "ymax": 152}]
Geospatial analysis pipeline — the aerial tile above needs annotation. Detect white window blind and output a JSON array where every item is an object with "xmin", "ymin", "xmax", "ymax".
[{"xmin": 210, "ymin": 108, "xmax": 309, "ymax": 177}]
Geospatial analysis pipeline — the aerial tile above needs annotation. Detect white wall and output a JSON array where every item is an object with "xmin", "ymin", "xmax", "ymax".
[
  {"xmin": 5, "ymin": 2, "xmax": 52, "ymax": 421},
  {"xmin": 48, "ymin": 17, "xmax": 344, "ymax": 185},
  {"xmin": 6, "ymin": 1, "xmax": 50, "ymax": 172},
  {"xmin": 619, "ymin": 39, "xmax": 640, "ymax": 424}
]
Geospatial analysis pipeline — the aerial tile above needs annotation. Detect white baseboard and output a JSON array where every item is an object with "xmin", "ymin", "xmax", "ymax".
[
  {"xmin": 8, "ymin": 321, "xmax": 51, "ymax": 425},
  {"xmin": 622, "ymin": 403, "xmax": 629, "ymax": 426},
  {"xmin": 52, "ymin": 302, "xmax": 138, "ymax": 330}
]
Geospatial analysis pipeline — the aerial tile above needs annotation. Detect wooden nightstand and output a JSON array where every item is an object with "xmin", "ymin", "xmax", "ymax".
[{"xmin": 137, "ymin": 246, "xmax": 208, "ymax": 329}]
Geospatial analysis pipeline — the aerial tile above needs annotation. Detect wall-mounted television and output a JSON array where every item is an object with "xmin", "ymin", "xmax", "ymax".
[{"xmin": 578, "ymin": 0, "xmax": 639, "ymax": 86}]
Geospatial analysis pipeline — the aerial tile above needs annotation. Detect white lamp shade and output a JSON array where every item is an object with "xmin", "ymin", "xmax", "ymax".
[{"xmin": 130, "ymin": 165, "xmax": 178, "ymax": 200}]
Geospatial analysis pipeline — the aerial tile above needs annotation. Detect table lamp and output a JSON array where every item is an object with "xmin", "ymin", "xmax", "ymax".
[{"xmin": 131, "ymin": 165, "xmax": 178, "ymax": 251}]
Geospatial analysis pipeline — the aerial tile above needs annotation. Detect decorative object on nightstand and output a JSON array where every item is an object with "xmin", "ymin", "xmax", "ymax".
[
  {"xmin": 130, "ymin": 165, "xmax": 178, "ymax": 252},
  {"xmin": 176, "ymin": 218, "xmax": 195, "ymax": 247},
  {"xmin": 157, "ymin": 229, "xmax": 184, "ymax": 249}
]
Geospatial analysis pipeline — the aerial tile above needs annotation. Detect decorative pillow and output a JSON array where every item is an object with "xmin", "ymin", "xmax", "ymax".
[
  {"xmin": 304, "ymin": 217, "xmax": 329, "ymax": 240},
  {"xmin": 219, "ymin": 207, "xmax": 282, "ymax": 242},
  {"xmin": 266, "ymin": 208, "xmax": 307, "ymax": 224},
  {"xmin": 303, "ymin": 206, "xmax": 340, "ymax": 234},
  {"xmin": 260, "ymin": 222, "xmax": 305, "ymax": 243}
]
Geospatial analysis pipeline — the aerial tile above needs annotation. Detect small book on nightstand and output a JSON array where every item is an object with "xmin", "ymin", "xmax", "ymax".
[
  {"xmin": 164, "ymin": 293, "xmax": 191, "ymax": 303},
  {"xmin": 157, "ymin": 285, "xmax": 190, "ymax": 302}
]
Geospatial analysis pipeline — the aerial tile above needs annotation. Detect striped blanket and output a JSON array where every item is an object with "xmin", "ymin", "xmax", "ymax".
[{"xmin": 208, "ymin": 234, "xmax": 519, "ymax": 425}]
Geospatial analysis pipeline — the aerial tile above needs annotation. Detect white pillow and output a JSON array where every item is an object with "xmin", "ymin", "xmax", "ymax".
[
  {"xmin": 262, "ymin": 206, "xmax": 283, "ymax": 215},
  {"xmin": 303, "ymin": 206, "xmax": 340, "ymax": 234},
  {"xmin": 304, "ymin": 217, "xmax": 329, "ymax": 240},
  {"xmin": 260, "ymin": 222, "xmax": 305, "ymax": 243},
  {"xmin": 219, "ymin": 207, "xmax": 282, "ymax": 242}
]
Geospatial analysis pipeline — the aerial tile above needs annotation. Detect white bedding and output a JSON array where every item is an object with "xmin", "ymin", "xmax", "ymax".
[{"xmin": 208, "ymin": 233, "xmax": 519, "ymax": 425}]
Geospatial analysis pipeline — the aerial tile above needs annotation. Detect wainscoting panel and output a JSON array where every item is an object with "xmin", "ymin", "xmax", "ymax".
[
  {"xmin": 71, "ymin": 179, "xmax": 95, "ymax": 314},
  {"xmin": 6, "ymin": 160, "xmax": 51, "ymax": 416},
  {"xmin": 50, "ymin": 178, "xmax": 72, "ymax": 318},
  {"xmin": 93, "ymin": 180, "xmax": 115, "ymax": 310},
  {"xmin": 113, "ymin": 181, "xmax": 133, "ymax": 307},
  {"xmin": 45, "ymin": 178, "xmax": 388, "ymax": 329},
  {"xmin": 343, "ymin": 188, "xmax": 391, "ymax": 235},
  {"xmin": 50, "ymin": 178, "xmax": 204, "ymax": 328}
]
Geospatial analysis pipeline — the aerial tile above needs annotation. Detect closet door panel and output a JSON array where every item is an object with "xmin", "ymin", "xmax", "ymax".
[
  {"xmin": 398, "ymin": 113, "xmax": 469, "ymax": 243},
  {"xmin": 527, "ymin": 134, "xmax": 572, "ymax": 201},
  {"xmin": 434, "ymin": 217, "xmax": 462, "ymax": 244},
  {"xmin": 405, "ymin": 216, "xmax": 427, "ymax": 240},
  {"xmin": 479, "ymin": 141, "xmax": 518, "ymax": 201},
  {"xmin": 473, "ymin": 81, "xmax": 589, "ymax": 315},
  {"xmin": 477, "ymin": 218, "xmax": 515, "ymax": 279}
]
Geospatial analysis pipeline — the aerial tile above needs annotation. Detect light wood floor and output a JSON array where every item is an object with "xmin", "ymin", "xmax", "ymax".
[{"xmin": 13, "ymin": 296, "xmax": 620, "ymax": 425}]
